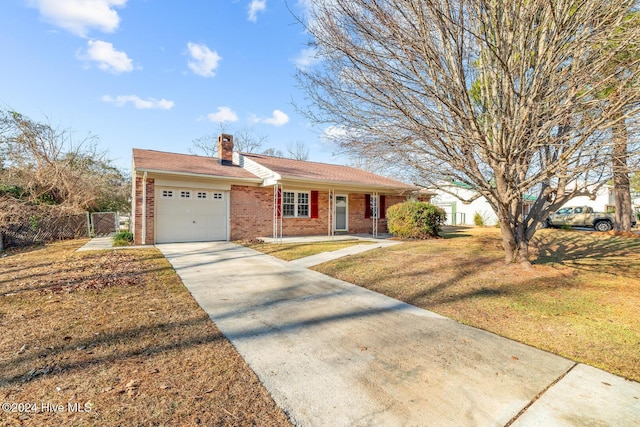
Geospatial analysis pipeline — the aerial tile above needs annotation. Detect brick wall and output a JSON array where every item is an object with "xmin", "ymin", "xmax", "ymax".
[
  {"xmin": 282, "ymin": 191, "xmax": 329, "ymax": 237},
  {"xmin": 133, "ymin": 176, "xmax": 155, "ymax": 245},
  {"xmin": 230, "ymin": 187, "xmax": 335, "ymax": 240},
  {"xmin": 138, "ymin": 182, "xmax": 409, "ymax": 243},
  {"xmin": 229, "ymin": 185, "xmax": 274, "ymax": 240},
  {"xmin": 348, "ymin": 194, "xmax": 406, "ymax": 234},
  {"xmin": 228, "ymin": 188, "xmax": 409, "ymax": 239}
]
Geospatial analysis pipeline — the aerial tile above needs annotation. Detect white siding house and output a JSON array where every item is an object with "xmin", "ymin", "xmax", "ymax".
[
  {"xmin": 561, "ymin": 185, "xmax": 615, "ymax": 212},
  {"xmin": 430, "ymin": 183, "xmax": 500, "ymax": 226},
  {"xmin": 430, "ymin": 182, "xmax": 619, "ymax": 226}
]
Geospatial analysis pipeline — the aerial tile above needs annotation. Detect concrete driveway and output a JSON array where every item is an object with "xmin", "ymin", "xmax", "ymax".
[{"xmin": 158, "ymin": 242, "xmax": 640, "ymax": 427}]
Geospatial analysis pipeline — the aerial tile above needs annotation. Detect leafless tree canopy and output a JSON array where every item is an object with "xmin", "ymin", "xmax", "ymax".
[
  {"xmin": 286, "ymin": 140, "xmax": 310, "ymax": 160},
  {"xmin": 298, "ymin": 0, "xmax": 640, "ymax": 264},
  {"xmin": 0, "ymin": 110, "xmax": 130, "ymax": 215},
  {"xmin": 191, "ymin": 125, "xmax": 269, "ymax": 156}
]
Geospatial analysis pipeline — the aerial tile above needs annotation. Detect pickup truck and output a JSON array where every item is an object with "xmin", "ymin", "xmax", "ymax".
[{"xmin": 545, "ymin": 206, "xmax": 636, "ymax": 231}]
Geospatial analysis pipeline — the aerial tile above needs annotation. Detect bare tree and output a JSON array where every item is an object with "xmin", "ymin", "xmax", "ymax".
[
  {"xmin": 0, "ymin": 110, "xmax": 128, "ymax": 213},
  {"xmin": 286, "ymin": 140, "xmax": 310, "ymax": 160},
  {"xmin": 297, "ymin": 0, "xmax": 640, "ymax": 265},
  {"xmin": 261, "ymin": 147, "xmax": 285, "ymax": 157},
  {"xmin": 191, "ymin": 124, "xmax": 268, "ymax": 156},
  {"xmin": 593, "ymin": 12, "xmax": 640, "ymax": 232}
]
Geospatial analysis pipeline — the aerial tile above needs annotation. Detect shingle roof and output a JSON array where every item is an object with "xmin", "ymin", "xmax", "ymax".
[
  {"xmin": 132, "ymin": 149, "xmax": 258, "ymax": 179},
  {"xmin": 242, "ymin": 153, "xmax": 413, "ymax": 189},
  {"xmin": 132, "ymin": 148, "xmax": 413, "ymax": 189}
]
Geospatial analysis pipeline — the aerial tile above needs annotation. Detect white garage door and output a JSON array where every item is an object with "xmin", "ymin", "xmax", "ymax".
[{"xmin": 156, "ymin": 188, "xmax": 228, "ymax": 243}]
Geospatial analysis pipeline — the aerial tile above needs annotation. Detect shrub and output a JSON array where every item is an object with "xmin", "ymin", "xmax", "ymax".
[
  {"xmin": 113, "ymin": 231, "xmax": 133, "ymax": 246},
  {"xmin": 386, "ymin": 201, "xmax": 446, "ymax": 239},
  {"xmin": 473, "ymin": 212, "xmax": 484, "ymax": 226}
]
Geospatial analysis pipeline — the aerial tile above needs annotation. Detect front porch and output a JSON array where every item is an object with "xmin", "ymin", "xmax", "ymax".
[{"xmin": 258, "ymin": 233, "xmax": 395, "ymax": 244}]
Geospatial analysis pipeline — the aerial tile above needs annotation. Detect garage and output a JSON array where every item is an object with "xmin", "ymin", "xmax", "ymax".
[{"xmin": 155, "ymin": 187, "xmax": 228, "ymax": 243}]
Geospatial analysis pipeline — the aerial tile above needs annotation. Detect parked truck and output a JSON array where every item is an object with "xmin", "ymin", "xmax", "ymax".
[{"xmin": 545, "ymin": 206, "xmax": 636, "ymax": 231}]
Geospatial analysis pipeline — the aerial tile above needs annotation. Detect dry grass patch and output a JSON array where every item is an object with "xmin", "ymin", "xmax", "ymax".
[
  {"xmin": 0, "ymin": 240, "xmax": 290, "ymax": 426},
  {"xmin": 242, "ymin": 240, "xmax": 373, "ymax": 261},
  {"xmin": 313, "ymin": 227, "xmax": 640, "ymax": 382}
]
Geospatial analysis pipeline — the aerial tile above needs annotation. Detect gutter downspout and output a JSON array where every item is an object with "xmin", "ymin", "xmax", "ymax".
[{"xmin": 142, "ymin": 171, "xmax": 147, "ymax": 245}]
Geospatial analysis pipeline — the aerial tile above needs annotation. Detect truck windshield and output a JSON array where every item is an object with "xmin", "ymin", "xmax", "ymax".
[{"xmin": 556, "ymin": 208, "xmax": 572, "ymax": 214}]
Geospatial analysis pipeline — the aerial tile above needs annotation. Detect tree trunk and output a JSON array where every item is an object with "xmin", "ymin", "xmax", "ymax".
[
  {"xmin": 612, "ymin": 119, "xmax": 632, "ymax": 232},
  {"xmin": 498, "ymin": 219, "xmax": 531, "ymax": 267}
]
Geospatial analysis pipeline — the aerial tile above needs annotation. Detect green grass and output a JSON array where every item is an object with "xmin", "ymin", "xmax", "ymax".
[
  {"xmin": 243, "ymin": 240, "xmax": 373, "ymax": 261},
  {"xmin": 311, "ymin": 227, "xmax": 640, "ymax": 382}
]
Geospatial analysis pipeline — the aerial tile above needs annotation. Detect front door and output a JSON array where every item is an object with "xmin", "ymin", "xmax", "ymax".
[{"xmin": 335, "ymin": 195, "xmax": 348, "ymax": 231}]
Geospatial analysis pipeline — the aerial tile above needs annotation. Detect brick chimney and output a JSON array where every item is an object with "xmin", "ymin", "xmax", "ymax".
[{"xmin": 217, "ymin": 134, "xmax": 234, "ymax": 165}]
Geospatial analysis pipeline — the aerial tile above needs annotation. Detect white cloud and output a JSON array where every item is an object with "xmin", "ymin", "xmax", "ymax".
[
  {"xmin": 262, "ymin": 110, "xmax": 289, "ymax": 126},
  {"xmin": 30, "ymin": 0, "xmax": 128, "ymax": 37},
  {"xmin": 323, "ymin": 125, "xmax": 348, "ymax": 141},
  {"xmin": 187, "ymin": 42, "xmax": 221, "ymax": 77},
  {"xmin": 248, "ymin": 0, "xmax": 266, "ymax": 22},
  {"xmin": 102, "ymin": 95, "xmax": 174, "ymax": 110},
  {"xmin": 207, "ymin": 107, "xmax": 239, "ymax": 123},
  {"xmin": 82, "ymin": 39, "xmax": 133, "ymax": 73},
  {"xmin": 293, "ymin": 47, "xmax": 321, "ymax": 70}
]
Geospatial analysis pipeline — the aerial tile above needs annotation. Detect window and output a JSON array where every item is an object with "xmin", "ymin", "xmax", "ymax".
[
  {"xmin": 180, "ymin": 191, "xmax": 191, "ymax": 199},
  {"xmin": 212, "ymin": 192, "xmax": 223, "ymax": 200},
  {"xmin": 370, "ymin": 195, "xmax": 379, "ymax": 219},
  {"xmin": 282, "ymin": 191, "xmax": 310, "ymax": 217},
  {"xmin": 297, "ymin": 192, "xmax": 309, "ymax": 217},
  {"xmin": 365, "ymin": 195, "xmax": 386, "ymax": 219},
  {"xmin": 161, "ymin": 190, "xmax": 174, "ymax": 199},
  {"xmin": 197, "ymin": 192, "xmax": 207, "ymax": 199}
]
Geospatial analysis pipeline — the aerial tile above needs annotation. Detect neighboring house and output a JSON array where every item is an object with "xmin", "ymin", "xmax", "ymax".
[
  {"xmin": 430, "ymin": 181, "xmax": 624, "ymax": 227},
  {"xmin": 560, "ymin": 184, "xmax": 616, "ymax": 213},
  {"xmin": 131, "ymin": 134, "xmax": 415, "ymax": 244},
  {"xmin": 431, "ymin": 182, "xmax": 499, "ymax": 226}
]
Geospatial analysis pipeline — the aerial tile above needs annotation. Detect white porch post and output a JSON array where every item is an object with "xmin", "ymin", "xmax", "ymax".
[
  {"xmin": 372, "ymin": 192, "xmax": 379, "ymax": 238},
  {"xmin": 142, "ymin": 171, "xmax": 147, "ymax": 245},
  {"xmin": 273, "ymin": 182, "xmax": 282, "ymax": 242},
  {"xmin": 328, "ymin": 188, "xmax": 335, "ymax": 239}
]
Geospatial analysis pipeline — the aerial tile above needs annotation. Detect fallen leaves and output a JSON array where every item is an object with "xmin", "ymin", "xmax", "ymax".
[
  {"xmin": 0, "ymin": 241, "xmax": 291, "ymax": 426},
  {"xmin": 37, "ymin": 252, "xmax": 145, "ymax": 294}
]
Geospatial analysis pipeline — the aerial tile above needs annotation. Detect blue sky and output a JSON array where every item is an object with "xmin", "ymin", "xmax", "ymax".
[{"xmin": 0, "ymin": 0, "xmax": 337, "ymax": 170}]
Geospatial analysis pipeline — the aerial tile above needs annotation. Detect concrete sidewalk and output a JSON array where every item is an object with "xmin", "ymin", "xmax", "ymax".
[
  {"xmin": 159, "ymin": 242, "xmax": 640, "ymax": 426},
  {"xmin": 76, "ymin": 235, "xmax": 146, "ymax": 251},
  {"xmin": 289, "ymin": 240, "xmax": 401, "ymax": 268}
]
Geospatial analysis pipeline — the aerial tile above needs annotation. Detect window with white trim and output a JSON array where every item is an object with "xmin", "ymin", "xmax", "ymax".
[
  {"xmin": 180, "ymin": 190, "xmax": 191, "ymax": 199},
  {"xmin": 212, "ymin": 192, "xmax": 223, "ymax": 200},
  {"xmin": 197, "ymin": 191, "xmax": 207, "ymax": 199},
  {"xmin": 370, "ymin": 195, "xmax": 379, "ymax": 219},
  {"xmin": 282, "ymin": 191, "xmax": 310, "ymax": 218},
  {"xmin": 161, "ymin": 190, "xmax": 174, "ymax": 199}
]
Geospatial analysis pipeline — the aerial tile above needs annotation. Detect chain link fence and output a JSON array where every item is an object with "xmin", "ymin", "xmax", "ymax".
[{"xmin": 0, "ymin": 212, "xmax": 90, "ymax": 249}]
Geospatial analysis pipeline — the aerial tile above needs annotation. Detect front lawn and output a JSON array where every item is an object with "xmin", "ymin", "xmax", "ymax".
[
  {"xmin": 0, "ymin": 241, "xmax": 290, "ymax": 426},
  {"xmin": 312, "ymin": 227, "xmax": 640, "ymax": 382}
]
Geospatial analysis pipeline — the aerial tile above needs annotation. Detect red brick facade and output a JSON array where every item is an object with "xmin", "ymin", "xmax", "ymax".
[
  {"xmin": 229, "ymin": 186, "xmax": 407, "ymax": 240},
  {"xmin": 229, "ymin": 185, "xmax": 274, "ymax": 240},
  {"xmin": 133, "ymin": 176, "xmax": 155, "ymax": 245},
  {"xmin": 347, "ymin": 194, "xmax": 406, "ymax": 234},
  {"xmin": 133, "ymin": 178, "xmax": 408, "ymax": 243}
]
